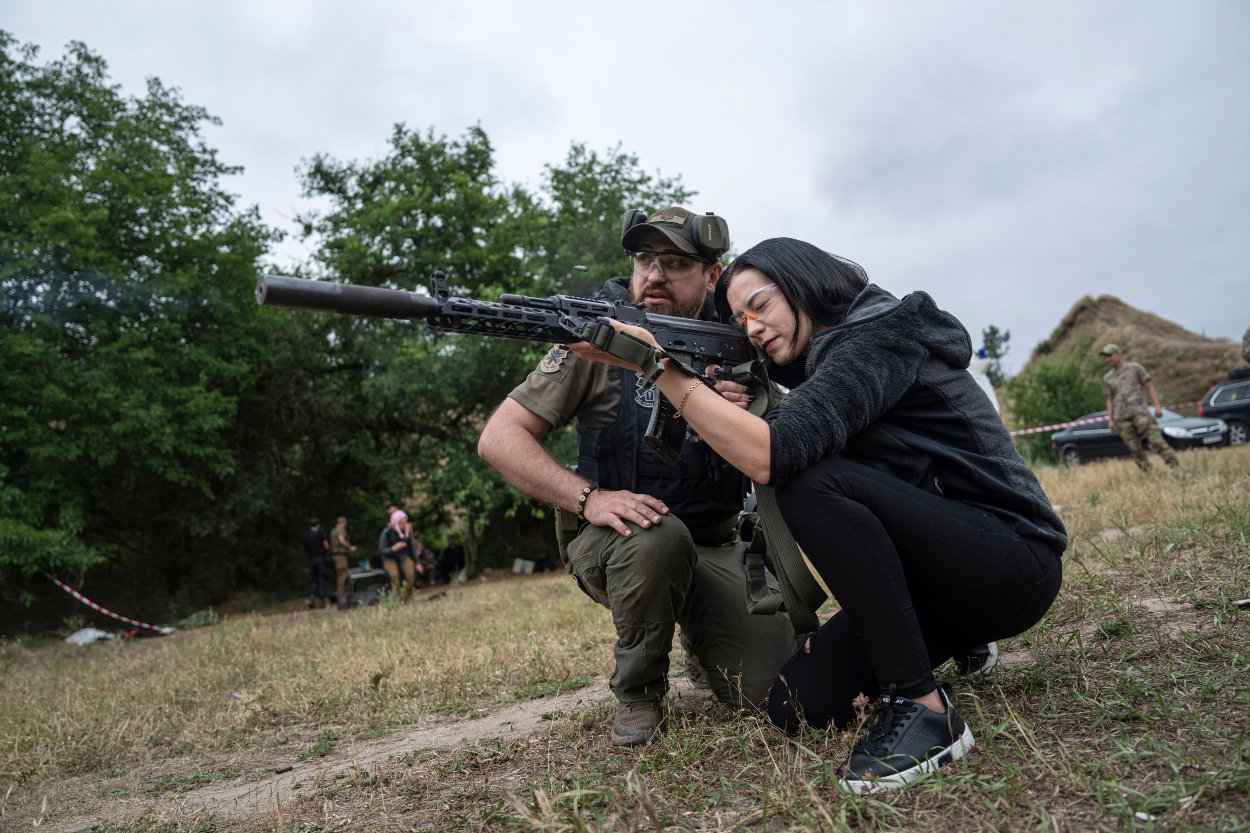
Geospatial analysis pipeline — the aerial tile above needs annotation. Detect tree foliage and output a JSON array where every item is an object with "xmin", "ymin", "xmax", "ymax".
[
  {"xmin": 537, "ymin": 143, "xmax": 692, "ymax": 297},
  {"xmin": 0, "ymin": 33, "xmax": 280, "ymax": 610},
  {"xmin": 1003, "ymin": 338, "xmax": 1105, "ymax": 463},
  {"xmin": 980, "ymin": 325, "xmax": 1011, "ymax": 388},
  {"xmin": 0, "ymin": 32, "xmax": 699, "ymax": 627},
  {"xmin": 292, "ymin": 132, "xmax": 699, "ymax": 573}
]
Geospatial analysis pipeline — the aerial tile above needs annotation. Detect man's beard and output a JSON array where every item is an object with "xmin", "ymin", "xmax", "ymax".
[{"xmin": 631, "ymin": 288, "xmax": 705, "ymax": 320}]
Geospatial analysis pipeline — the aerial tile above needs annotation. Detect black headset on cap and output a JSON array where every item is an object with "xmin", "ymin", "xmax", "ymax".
[{"xmin": 620, "ymin": 208, "xmax": 729, "ymax": 261}]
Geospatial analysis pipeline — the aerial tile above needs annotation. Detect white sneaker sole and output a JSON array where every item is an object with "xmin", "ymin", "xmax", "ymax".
[
  {"xmin": 841, "ymin": 724, "xmax": 976, "ymax": 795},
  {"xmin": 974, "ymin": 642, "xmax": 1000, "ymax": 675}
]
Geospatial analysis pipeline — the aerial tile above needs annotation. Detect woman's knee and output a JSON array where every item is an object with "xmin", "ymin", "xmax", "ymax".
[{"xmin": 774, "ymin": 458, "xmax": 871, "ymax": 528}]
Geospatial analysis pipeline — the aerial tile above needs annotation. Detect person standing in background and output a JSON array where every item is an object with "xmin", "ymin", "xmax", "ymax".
[
  {"xmin": 329, "ymin": 516, "xmax": 359, "ymax": 609},
  {"xmin": 301, "ymin": 517, "xmax": 331, "ymax": 609},
  {"xmin": 379, "ymin": 509, "xmax": 418, "ymax": 602},
  {"xmin": 1100, "ymin": 343, "xmax": 1179, "ymax": 472}
]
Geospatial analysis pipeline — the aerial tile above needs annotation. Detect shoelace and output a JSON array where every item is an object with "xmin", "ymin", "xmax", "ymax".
[{"xmin": 856, "ymin": 684, "xmax": 919, "ymax": 757}]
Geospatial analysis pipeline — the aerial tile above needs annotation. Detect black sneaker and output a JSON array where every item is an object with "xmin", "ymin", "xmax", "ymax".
[
  {"xmin": 839, "ymin": 684, "xmax": 974, "ymax": 794},
  {"xmin": 952, "ymin": 642, "xmax": 999, "ymax": 675}
]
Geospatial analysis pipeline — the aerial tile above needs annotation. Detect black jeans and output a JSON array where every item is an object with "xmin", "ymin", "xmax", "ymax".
[
  {"xmin": 308, "ymin": 557, "xmax": 331, "ymax": 599},
  {"xmin": 767, "ymin": 458, "xmax": 1062, "ymax": 731}
]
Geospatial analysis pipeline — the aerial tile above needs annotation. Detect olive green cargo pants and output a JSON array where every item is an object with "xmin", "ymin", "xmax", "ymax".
[{"xmin": 566, "ymin": 517, "xmax": 795, "ymax": 710}]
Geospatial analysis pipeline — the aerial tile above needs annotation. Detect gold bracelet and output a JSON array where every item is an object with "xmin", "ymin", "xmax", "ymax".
[
  {"xmin": 674, "ymin": 379, "xmax": 702, "ymax": 418},
  {"xmin": 575, "ymin": 483, "xmax": 597, "ymax": 522}
]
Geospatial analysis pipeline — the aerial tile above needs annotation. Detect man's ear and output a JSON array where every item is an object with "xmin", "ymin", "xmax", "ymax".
[{"xmin": 704, "ymin": 262, "xmax": 723, "ymax": 294}]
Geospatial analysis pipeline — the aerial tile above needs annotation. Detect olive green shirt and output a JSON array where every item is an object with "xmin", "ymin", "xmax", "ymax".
[
  {"xmin": 507, "ymin": 345, "xmax": 638, "ymax": 430},
  {"xmin": 329, "ymin": 525, "xmax": 352, "ymax": 556}
]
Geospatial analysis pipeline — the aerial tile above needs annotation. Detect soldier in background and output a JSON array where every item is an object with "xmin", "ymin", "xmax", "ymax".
[
  {"xmin": 1100, "ymin": 344, "xmax": 1179, "ymax": 472},
  {"xmin": 328, "ymin": 516, "xmax": 359, "ymax": 609}
]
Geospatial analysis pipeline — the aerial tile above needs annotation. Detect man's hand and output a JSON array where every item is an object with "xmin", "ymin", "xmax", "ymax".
[
  {"xmin": 583, "ymin": 488, "xmax": 669, "ymax": 537},
  {"xmin": 1154, "ymin": 406, "xmax": 1163, "ymax": 418}
]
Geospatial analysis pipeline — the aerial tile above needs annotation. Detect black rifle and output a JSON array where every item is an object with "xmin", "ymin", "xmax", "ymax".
[{"xmin": 255, "ymin": 273, "xmax": 759, "ymax": 460}]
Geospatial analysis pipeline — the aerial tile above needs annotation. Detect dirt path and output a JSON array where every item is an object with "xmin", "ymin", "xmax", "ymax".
[
  {"xmin": 160, "ymin": 676, "xmax": 709, "ymax": 822},
  {"xmin": 175, "ymin": 678, "xmax": 626, "ymax": 818}
]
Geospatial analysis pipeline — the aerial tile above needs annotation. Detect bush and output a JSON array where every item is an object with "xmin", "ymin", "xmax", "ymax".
[{"xmin": 1005, "ymin": 349, "xmax": 1105, "ymax": 462}]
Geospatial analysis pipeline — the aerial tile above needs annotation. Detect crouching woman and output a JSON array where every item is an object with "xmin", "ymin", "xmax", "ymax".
[{"xmin": 570, "ymin": 237, "xmax": 1065, "ymax": 793}]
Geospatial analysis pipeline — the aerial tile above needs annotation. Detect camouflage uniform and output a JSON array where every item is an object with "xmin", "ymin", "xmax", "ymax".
[{"xmin": 1103, "ymin": 362, "xmax": 1179, "ymax": 471}]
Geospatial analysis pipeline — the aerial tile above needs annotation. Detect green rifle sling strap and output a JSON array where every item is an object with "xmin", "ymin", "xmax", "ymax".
[
  {"xmin": 580, "ymin": 320, "xmax": 668, "ymax": 387},
  {"xmin": 729, "ymin": 356, "xmax": 828, "ymax": 634},
  {"xmin": 749, "ymin": 485, "xmax": 826, "ymax": 634}
]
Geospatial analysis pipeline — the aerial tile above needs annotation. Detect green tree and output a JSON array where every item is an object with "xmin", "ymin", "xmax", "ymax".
[
  {"xmin": 0, "ymin": 34, "xmax": 280, "ymax": 611},
  {"xmin": 981, "ymin": 325, "xmax": 1011, "ymax": 388},
  {"xmin": 292, "ymin": 125, "xmax": 547, "ymax": 574},
  {"xmin": 1003, "ymin": 341, "xmax": 1104, "ymax": 463},
  {"xmin": 293, "ymin": 131, "xmax": 698, "ymax": 573},
  {"xmin": 537, "ymin": 143, "xmax": 693, "ymax": 296}
]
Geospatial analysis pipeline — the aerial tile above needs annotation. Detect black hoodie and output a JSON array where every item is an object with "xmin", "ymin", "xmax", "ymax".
[{"xmin": 765, "ymin": 283, "xmax": 1067, "ymax": 550}]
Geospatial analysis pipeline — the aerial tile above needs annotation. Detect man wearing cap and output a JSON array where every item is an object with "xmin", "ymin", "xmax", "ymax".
[
  {"xmin": 478, "ymin": 207, "xmax": 794, "ymax": 746},
  {"xmin": 1100, "ymin": 344, "xmax": 1179, "ymax": 472}
]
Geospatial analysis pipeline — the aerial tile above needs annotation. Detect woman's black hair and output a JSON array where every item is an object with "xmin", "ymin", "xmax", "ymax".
[{"xmin": 714, "ymin": 237, "xmax": 869, "ymax": 355}]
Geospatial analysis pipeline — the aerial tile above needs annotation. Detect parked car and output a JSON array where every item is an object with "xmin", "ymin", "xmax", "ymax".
[
  {"xmin": 1198, "ymin": 377, "xmax": 1250, "ymax": 447},
  {"xmin": 1050, "ymin": 409, "xmax": 1228, "ymax": 466}
]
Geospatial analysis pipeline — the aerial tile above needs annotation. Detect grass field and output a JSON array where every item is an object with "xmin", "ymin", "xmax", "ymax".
[{"xmin": 2, "ymin": 446, "xmax": 1248, "ymax": 832}]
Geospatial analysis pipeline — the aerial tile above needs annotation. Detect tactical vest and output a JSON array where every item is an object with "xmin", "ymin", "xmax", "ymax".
[{"xmin": 576, "ymin": 369, "xmax": 747, "ymax": 525}]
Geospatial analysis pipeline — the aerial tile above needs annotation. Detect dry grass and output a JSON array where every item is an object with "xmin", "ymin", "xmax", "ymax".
[
  {"xmin": 2, "ymin": 447, "xmax": 1248, "ymax": 831},
  {"xmin": 0, "ymin": 575, "xmax": 613, "ymax": 827},
  {"xmin": 1036, "ymin": 443, "xmax": 1249, "ymax": 541}
]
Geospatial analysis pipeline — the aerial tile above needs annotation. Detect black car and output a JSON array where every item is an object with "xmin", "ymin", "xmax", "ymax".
[
  {"xmin": 1198, "ymin": 377, "xmax": 1250, "ymax": 447},
  {"xmin": 1050, "ymin": 409, "xmax": 1228, "ymax": 466}
]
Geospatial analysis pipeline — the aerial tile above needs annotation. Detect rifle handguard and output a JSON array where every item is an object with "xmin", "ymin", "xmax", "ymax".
[{"xmin": 580, "ymin": 320, "xmax": 669, "ymax": 388}]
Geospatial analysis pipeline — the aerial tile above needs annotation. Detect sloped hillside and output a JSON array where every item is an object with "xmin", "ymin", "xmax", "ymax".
[{"xmin": 1027, "ymin": 295, "xmax": 1243, "ymax": 409}]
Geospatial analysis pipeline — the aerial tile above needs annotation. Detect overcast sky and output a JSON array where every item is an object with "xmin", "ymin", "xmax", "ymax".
[{"xmin": 7, "ymin": 1, "xmax": 1248, "ymax": 371}]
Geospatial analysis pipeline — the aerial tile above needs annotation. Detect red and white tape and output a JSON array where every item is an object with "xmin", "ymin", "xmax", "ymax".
[
  {"xmin": 48, "ymin": 575, "xmax": 176, "ymax": 635},
  {"xmin": 1009, "ymin": 416, "xmax": 1106, "ymax": 437},
  {"xmin": 1008, "ymin": 402, "xmax": 1198, "ymax": 438}
]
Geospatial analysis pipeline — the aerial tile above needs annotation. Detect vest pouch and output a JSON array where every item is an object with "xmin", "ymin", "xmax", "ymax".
[{"xmin": 553, "ymin": 506, "xmax": 581, "ymax": 569}]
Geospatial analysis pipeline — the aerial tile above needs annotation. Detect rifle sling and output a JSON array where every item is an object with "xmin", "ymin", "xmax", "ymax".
[
  {"xmin": 580, "ymin": 321, "xmax": 668, "ymax": 388},
  {"xmin": 729, "ymin": 357, "xmax": 828, "ymax": 635}
]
